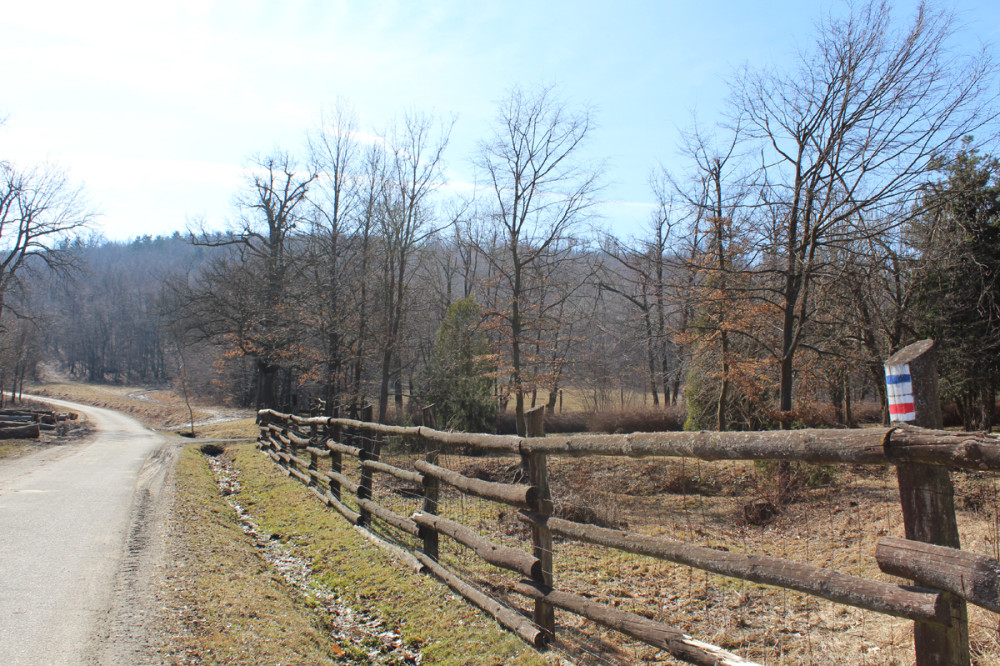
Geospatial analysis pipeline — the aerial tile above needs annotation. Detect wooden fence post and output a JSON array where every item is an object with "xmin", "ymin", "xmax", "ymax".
[
  {"xmin": 886, "ymin": 340, "xmax": 969, "ymax": 665},
  {"xmin": 524, "ymin": 405, "xmax": 555, "ymax": 644},
  {"xmin": 358, "ymin": 404, "xmax": 376, "ymax": 526},
  {"xmin": 329, "ymin": 406, "xmax": 342, "ymax": 500},
  {"xmin": 308, "ymin": 423, "xmax": 319, "ymax": 487},
  {"xmin": 421, "ymin": 405, "xmax": 440, "ymax": 560}
]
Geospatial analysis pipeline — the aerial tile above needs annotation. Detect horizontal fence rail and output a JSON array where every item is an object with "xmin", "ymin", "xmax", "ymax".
[
  {"xmin": 255, "ymin": 400, "xmax": 1000, "ymax": 665},
  {"xmin": 258, "ymin": 409, "xmax": 1000, "ymax": 470}
]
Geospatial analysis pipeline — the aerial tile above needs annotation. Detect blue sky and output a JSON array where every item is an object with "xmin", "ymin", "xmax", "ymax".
[{"xmin": 2, "ymin": 0, "xmax": 998, "ymax": 241}]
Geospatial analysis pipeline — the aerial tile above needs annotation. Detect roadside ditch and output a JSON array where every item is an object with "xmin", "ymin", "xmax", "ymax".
[{"xmin": 203, "ymin": 446, "xmax": 422, "ymax": 664}]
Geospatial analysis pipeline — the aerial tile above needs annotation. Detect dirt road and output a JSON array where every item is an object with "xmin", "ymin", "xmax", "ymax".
[{"xmin": 0, "ymin": 396, "xmax": 178, "ymax": 665}]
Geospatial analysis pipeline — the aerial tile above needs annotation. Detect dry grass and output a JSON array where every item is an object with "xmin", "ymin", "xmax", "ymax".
[
  {"xmin": 28, "ymin": 382, "xmax": 214, "ymax": 429},
  {"xmin": 346, "ymin": 439, "xmax": 1000, "ymax": 665},
  {"xmin": 29, "ymin": 382, "xmax": 210, "ymax": 428},
  {"xmin": 160, "ymin": 444, "xmax": 351, "ymax": 664},
  {"xmin": 233, "ymin": 442, "xmax": 549, "ymax": 665},
  {"xmin": 162, "ymin": 442, "xmax": 550, "ymax": 665},
  {"xmin": 195, "ymin": 417, "xmax": 259, "ymax": 440}
]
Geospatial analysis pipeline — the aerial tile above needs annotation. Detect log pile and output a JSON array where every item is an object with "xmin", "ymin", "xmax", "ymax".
[{"xmin": 0, "ymin": 408, "xmax": 77, "ymax": 439}]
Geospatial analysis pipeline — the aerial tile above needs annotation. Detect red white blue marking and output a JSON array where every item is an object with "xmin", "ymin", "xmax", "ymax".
[{"xmin": 885, "ymin": 363, "xmax": 915, "ymax": 422}]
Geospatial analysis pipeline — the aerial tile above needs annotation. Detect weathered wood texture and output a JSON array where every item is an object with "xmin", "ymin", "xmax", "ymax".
[
  {"xmin": 267, "ymin": 424, "xmax": 309, "ymax": 447},
  {"xmin": 324, "ymin": 440, "xmax": 361, "ymax": 457},
  {"xmin": 328, "ymin": 417, "xmax": 344, "ymax": 500},
  {"xmin": 412, "ymin": 550, "xmax": 544, "ymax": 649},
  {"xmin": 518, "ymin": 513, "xmax": 948, "ymax": 625},
  {"xmin": 412, "ymin": 511, "xmax": 541, "ymax": 579},
  {"xmin": 524, "ymin": 405, "xmax": 554, "ymax": 643},
  {"xmin": 878, "ymin": 537, "xmax": 1000, "ymax": 614},
  {"xmin": 357, "ymin": 499, "xmax": 420, "ymax": 536},
  {"xmin": 413, "ymin": 460, "xmax": 538, "ymax": 509},
  {"xmin": 360, "ymin": 459, "xmax": 424, "ymax": 484},
  {"xmin": 259, "ymin": 409, "xmax": 1000, "ymax": 471},
  {"xmin": 356, "ymin": 411, "xmax": 376, "ymax": 526},
  {"xmin": 514, "ymin": 581, "xmax": 758, "ymax": 666},
  {"xmin": 888, "ymin": 340, "xmax": 969, "ymax": 666},
  {"xmin": 0, "ymin": 423, "xmax": 40, "ymax": 439},
  {"xmin": 321, "ymin": 469, "xmax": 359, "ymax": 495},
  {"xmin": 310, "ymin": 487, "xmax": 362, "ymax": 525},
  {"xmin": 422, "ymin": 449, "xmax": 440, "ymax": 561}
]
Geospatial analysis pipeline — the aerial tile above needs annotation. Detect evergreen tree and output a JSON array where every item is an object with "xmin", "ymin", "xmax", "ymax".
[
  {"xmin": 911, "ymin": 141, "xmax": 1000, "ymax": 429},
  {"xmin": 417, "ymin": 296, "xmax": 496, "ymax": 432}
]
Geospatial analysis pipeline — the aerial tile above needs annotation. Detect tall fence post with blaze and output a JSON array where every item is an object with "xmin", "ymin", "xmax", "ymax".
[{"xmin": 885, "ymin": 339, "xmax": 970, "ymax": 665}]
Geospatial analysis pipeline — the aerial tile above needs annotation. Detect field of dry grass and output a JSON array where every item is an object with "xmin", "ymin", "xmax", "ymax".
[
  {"xmin": 28, "ymin": 382, "xmax": 215, "ymax": 429},
  {"xmin": 344, "ymin": 441, "xmax": 1000, "ymax": 665}
]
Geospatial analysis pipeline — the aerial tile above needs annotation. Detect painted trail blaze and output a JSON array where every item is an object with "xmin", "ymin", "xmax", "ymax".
[{"xmin": 884, "ymin": 363, "xmax": 915, "ymax": 422}]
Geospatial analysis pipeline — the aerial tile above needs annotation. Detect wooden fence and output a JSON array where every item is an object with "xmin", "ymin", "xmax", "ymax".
[{"xmin": 255, "ymin": 342, "xmax": 1000, "ymax": 665}]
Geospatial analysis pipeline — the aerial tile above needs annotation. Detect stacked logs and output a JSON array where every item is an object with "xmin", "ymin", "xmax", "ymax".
[{"xmin": 0, "ymin": 409, "xmax": 77, "ymax": 439}]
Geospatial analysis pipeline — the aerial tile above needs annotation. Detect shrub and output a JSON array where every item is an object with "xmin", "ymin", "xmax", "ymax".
[
  {"xmin": 553, "ymin": 492, "xmax": 624, "ymax": 529},
  {"xmin": 768, "ymin": 403, "xmax": 839, "ymax": 429},
  {"xmin": 494, "ymin": 410, "xmax": 588, "ymax": 435},
  {"xmin": 586, "ymin": 407, "xmax": 685, "ymax": 434},
  {"xmin": 851, "ymin": 401, "xmax": 885, "ymax": 425},
  {"xmin": 495, "ymin": 411, "xmax": 517, "ymax": 435},
  {"xmin": 542, "ymin": 412, "xmax": 589, "ymax": 433}
]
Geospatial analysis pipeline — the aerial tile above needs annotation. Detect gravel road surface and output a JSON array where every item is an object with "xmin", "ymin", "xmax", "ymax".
[{"xmin": 0, "ymin": 396, "xmax": 178, "ymax": 665}]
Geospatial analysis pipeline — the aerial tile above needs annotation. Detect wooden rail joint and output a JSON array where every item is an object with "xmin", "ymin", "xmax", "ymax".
[{"xmin": 878, "ymin": 536, "xmax": 1000, "ymax": 616}]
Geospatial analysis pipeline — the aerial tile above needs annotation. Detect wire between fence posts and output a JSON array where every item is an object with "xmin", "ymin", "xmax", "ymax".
[
  {"xmin": 886, "ymin": 340, "xmax": 970, "ymax": 666},
  {"xmin": 523, "ymin": 405, "xmax": 555, "ymax": 645},
  {"xmin": 421, "ymin": 405, "xmax": 440, "ymax": 561}
]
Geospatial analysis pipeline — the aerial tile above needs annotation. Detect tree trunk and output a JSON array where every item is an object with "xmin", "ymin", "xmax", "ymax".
[
  {"xmin": 255, "ymin": 360, "xmax": 277, "ymax": 411},
  {"xmin": 717, "ymin": 330, "xmax": 730, "ymax": 431},
  {"xmin": 378, "ymin": 348, "xmax": 392, "ymax": 424}
]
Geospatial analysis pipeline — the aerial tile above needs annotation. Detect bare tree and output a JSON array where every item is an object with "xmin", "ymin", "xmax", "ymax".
[
  {"xmin": 669, "ymin": 123, "xmax": 750, "ymax": 429},
  {"xmin": 734, "ymin": 0, "xmax": 996, "ymax": 413},
  {"xmin": 186, "ymin": 152, "xmax": 318, "ymax": 410},
  {"xmin": 375, "ymin": 113, "xmax": 451, "ymax": 422},
  {"xmin": 601, "ymin": 188, "xmax": 685, "ymax": 409},
  {"xmin": 0, "ymin": 162, "xmax": 91, "ymax": 323},
  {"xmin": 309, "ymin": 103, "xmax": 360, "ymax": 408},
  {"xmin": 351, "ymin": 143, "xmax": 388, "ymax": 409},
  {"xmin": 476, "ymin": 85, "xmax": 601, "ymax": 436}
]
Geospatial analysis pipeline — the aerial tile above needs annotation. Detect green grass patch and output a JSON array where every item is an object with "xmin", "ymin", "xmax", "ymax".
[
  {"xmin": 164, "ymin": 444, "xmax": 349, "ymax": 664},
  {"xmin": 230, "ymin": 443, "xmax": 548, "ymax": 665}
]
